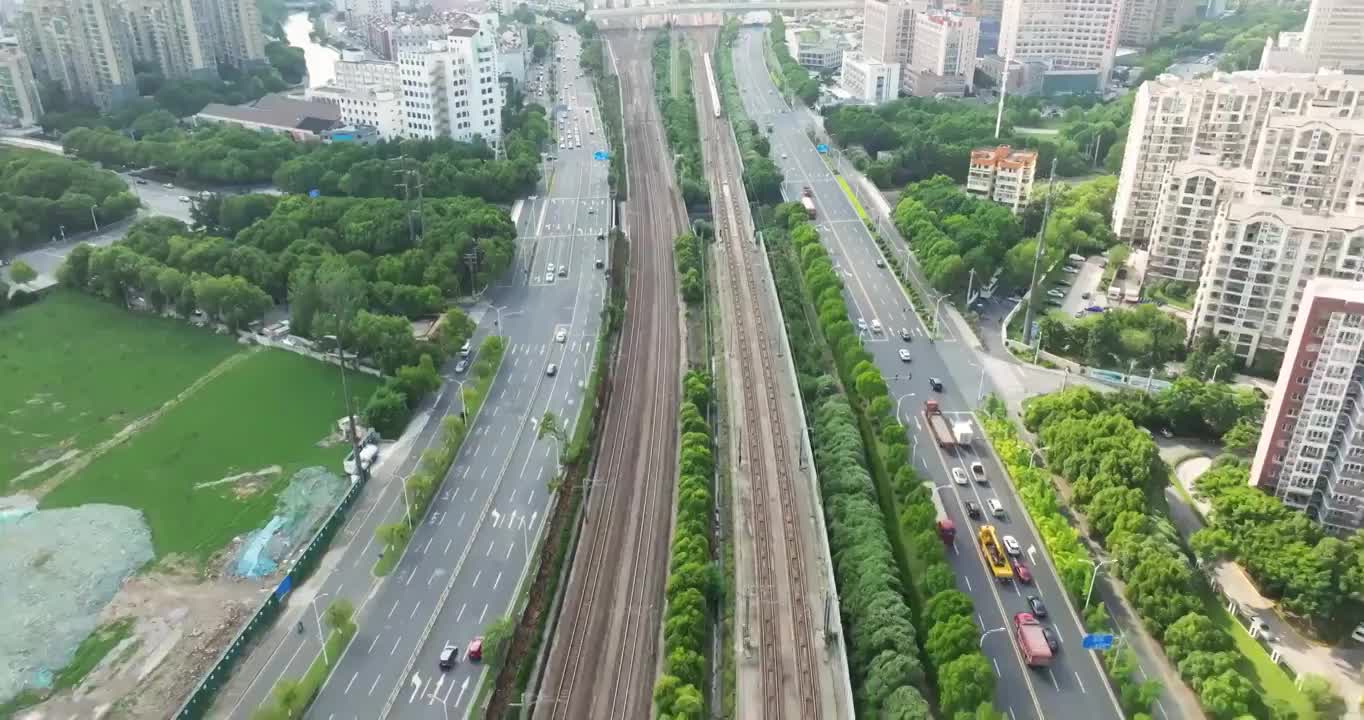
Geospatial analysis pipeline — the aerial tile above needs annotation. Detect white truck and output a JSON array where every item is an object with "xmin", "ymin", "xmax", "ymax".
[
  {"xmin": 952, "ymin": 420, "xmax": 975, "ymax": 446},
  {"xmin": 344, "ymin": 444, "xmax": 379, "ymax": 477}
]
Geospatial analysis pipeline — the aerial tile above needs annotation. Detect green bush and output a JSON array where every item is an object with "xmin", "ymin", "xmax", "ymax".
[{"xmin": 652, "ymin": 34, "xmax": 708, "ymax": 210}]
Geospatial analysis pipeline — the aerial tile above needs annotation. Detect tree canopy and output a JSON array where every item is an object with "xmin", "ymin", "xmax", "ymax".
[{"xmin": 0, "ymin": 149, "xmax": 140, "ymax": 255}]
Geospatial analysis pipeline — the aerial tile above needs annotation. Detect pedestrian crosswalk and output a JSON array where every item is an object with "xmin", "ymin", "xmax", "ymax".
[{"xmin": 504, "ymin": 340, "xmax": 594, "ymax": 356}]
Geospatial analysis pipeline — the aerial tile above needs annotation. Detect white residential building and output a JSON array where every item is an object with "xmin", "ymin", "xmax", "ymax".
[
  {"xmin": 998, "ymin": 0, "xmax": 1121, "ymax": 93},
  {"xmin": 1300, "ymin": 0, "xmax": 1364, "ymax": 74},
  {"xmin": 861, "ymin": 0, "xmax": 929, "ymax": 67},
  {"xmin": 906, "ymin": 10, "xmax": 978, "ymax": 97},
  {"xmin": 364, "ymin": 10, "xmax": 484, "ymax": 61},
  {"xmin": 395, "ymin": 25, "xmax": 501, "ymax": 144},
  {"xmin": 1252, "ymin": 277, "xmax": 1364, "ymax": 535},
  {"xmin": 839, "ymin": 51, "xmax": 900, "ymax": 104},
  {"xmin": 1114, "ymin": 71, "xmax": 1364, "ymax": 283},
  {"xmin": 786, "ymin": 26, "xmax": 847, "ymax": 71},
  {"xmin": 966, "ymin": 145, "xmax": 1037, "ymax": 213},
  {"xmin": 18, "ymin": 0, "xmax": 138, "ymax": 109},
  {"xmin": 309, "ymin": 84, "xmax": 404, "ymax": 138},
  {"xmin": 0, "ymin": 43, "xmax": 43, "ymax": 126}
]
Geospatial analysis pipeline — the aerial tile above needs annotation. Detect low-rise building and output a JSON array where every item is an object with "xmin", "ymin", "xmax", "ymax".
[
  {"xmin": 1251, "ymin": 277, "xmax": 1364, "ymax": 535},
  {"xmin": 839, "ymin": 51, "xmax": 900, "ymax": 104},
  {"xmin": 965, "ymin": 145, "xmax": 1037, "ymax": 213},
  {"xmin": 194, "ymin": 93, "xmax": 342, "ymax": 140},
  {"xmin": 786, "ymin": 26, "xmax": 847, "ymax": 71},
  {"xmin": 308, "ymin": 84, "xmax": 403, "ymax": 138}
]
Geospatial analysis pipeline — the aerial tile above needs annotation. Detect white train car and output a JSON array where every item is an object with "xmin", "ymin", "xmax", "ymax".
[{"xmin": 703, "ymin": 52, "xmax": 721, "ymax": 119}]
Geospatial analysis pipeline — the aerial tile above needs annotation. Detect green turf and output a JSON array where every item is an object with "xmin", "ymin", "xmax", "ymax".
[
  {"xmin": 0, "ymin": 291, "xmax": 239, "ymax": 489},
  {"xmin": 41, "ymin": 349, "xmax": 378, "ymax": 563},
  {"xmin": 1199, "ymin": 586, "xmax": 1316, "ymax": 720},
  {"xmin": 53, "ymin": 618, "xmax": 135, "ymax": 691}
]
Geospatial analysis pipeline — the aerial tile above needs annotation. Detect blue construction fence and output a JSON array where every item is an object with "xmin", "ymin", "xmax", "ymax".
[{"xmin": 173, "ymin": 476, "xmax": 366, "ymax": 719}]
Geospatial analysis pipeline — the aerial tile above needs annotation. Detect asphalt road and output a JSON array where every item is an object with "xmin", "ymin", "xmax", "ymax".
[
  {"xmin": 732, "ymin": 30, "xmax": 1123, "ymax": 720},
  {"xmin": 300, "ymin": 28, "xmax": 610, "ymax": 720}
]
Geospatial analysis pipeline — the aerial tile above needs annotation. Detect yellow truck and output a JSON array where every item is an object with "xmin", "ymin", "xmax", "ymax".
[{"xmin": 978, "ymin": 525, "xmax": 1014, "ymax": 582}]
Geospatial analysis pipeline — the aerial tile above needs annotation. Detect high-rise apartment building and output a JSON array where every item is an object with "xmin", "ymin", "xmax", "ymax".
[
  {"xmin": 998, "ymin": 0, "xmax": 1121, "ymax": 93},
  {"xmin": 119, "ymin": 0, "xmax": 213, "ymax": 80},
  {"xmin": 18, "ymin": 0, "xmax": 138, "ymax": 109},
  {"xmin": 1300, "ymin": 0, "xmax": 1364, "ymax": 74},
  {"xmin": 364, "ymin": 11, "xmax": 484, "ymax": 61},
  {"xmin": 1251, "ymin": 278, "xmax": 1364, "ymax": 535},
  {"xmin": 1118, "ymin": 0, "xmax": 1197, "ymax": 48},
  {"xmin": 906, "ymin": 10, "xmax": 979, "ymax": 96},
  {"xmin": 1114, "ymin": 71, "xmax": 1364, "ymax": 286},
  {"xmin": 861, "ymin": 0, "xmax": 928, "ymax": 67},
  {"xmin": 396, "ymin": 27, "xmax": 501, "ymax": 144},
  {"xmin": 966, "ymin": 145, "xmax": 1037, "ymax": 212},
  {"xmin": 0, "ymin": 43, "xmax": 43, "ymax": 126},
  {"xmin": 345, "ymin": 0, "xmax": 393, "ymax": 27},
  {"xmin": 202, "ymin": 0, "xmax": 266, "ymax": 69}
]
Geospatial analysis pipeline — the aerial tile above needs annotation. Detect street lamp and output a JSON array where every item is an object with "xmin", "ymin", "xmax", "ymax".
[
  {"xmin": 1210, "ymin": 363, "xmax": 1224, "ymax": 383},
  {"xmin": 979, "ymin": 626, "xmax": 1007, "ymax": 648},
  {"xmin": 1084, "ymin": 559, "xmax": 1116, "ymax": 611},
  {"xmin": 933, "ymin": 295, "xmax": 948, "ymax": 339},
  {"xmin": 311, "ymin": 593, "xmax": 330, "ymax": 665},
  {"xmin": 454, "ymin": 379, "xmax": 469, "ymax": 424},
  {"xmin": 1029, "ymin": 446, "xmax": 1048, "ymax": 468},
  {"xmin": 90, "ymin": 205, "xmax": 99, "ymax": 233}
]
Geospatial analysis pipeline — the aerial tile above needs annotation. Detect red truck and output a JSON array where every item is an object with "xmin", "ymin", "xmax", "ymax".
[
  {"xmin": 924, "ymin": 400, "xmax": 956, "ymax": 448},
  {"xmin": 800, "ymin": 186, "xmax": 817, "ymax": 219},
  {"xmin": 1014, "ymin": 612, "xmax": 1054, "ymax": 667}
]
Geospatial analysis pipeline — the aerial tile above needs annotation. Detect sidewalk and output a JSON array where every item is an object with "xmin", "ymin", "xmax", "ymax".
[{"xmin": 1168, "ymin": 454, "xmax": 1364, "ymax": 718}]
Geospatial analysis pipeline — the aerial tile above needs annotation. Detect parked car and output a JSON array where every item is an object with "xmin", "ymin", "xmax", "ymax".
[
  {"xmin": 455, "ymin": 359, "xmax": 469, "ymax": 374},
  {"xmin": 1046, "ymin": 289, "xmax": 1066, "ymax": 298}
]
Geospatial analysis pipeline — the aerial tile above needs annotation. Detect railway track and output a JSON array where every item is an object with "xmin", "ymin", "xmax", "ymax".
[
  {"xmin": 705, "ymin": 70, "xmax": 822, "ymax": 720},
  {"xmin": 535, "ymin": 31, "xmax": 682, "ymax": 720}
]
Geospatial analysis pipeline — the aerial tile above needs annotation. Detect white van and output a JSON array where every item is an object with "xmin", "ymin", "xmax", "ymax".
[
  {"xmin": 871, "ymin": 319, "xmax": 883, "ymax": 334},
  {"xmin": 459, "ymin": 339, "xmax": 472, "ymax": 357},
  {"xmin": 988, "ymin": 499, "xmax": 1005, "ymax": 518}
]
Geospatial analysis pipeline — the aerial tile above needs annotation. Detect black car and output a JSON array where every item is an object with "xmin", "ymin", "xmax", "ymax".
[
  {"xmin": 899, "ymin": 329, "xmax": 912, "ymax": 342},
  {"xmin": 1041, "ymin": 626, "xmax": 1060, "ymax": 652},
  {"xmin": 929, "ymin": 377, "xmax": 944, "ymax": 392},
  {"xmin": 875, "ymin": 258, "xmax": 885, "ymax": 268},
  {"xmin": 964, "ymin": 500, "xmax": 982, "ymax": 519},
  {"xmin": 1027, "ymin": 595, "xmax": 1048, "ymax": 619}
]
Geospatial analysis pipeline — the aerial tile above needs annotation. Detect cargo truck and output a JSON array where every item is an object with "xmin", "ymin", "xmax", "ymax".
[
  {"xmin": 978, "ymin": 525, "xmax": 1014, "ymax": 582},
  {"xmin": 924, "ymin": 400, "xmax": 970, "ymax": 448},
  {"xmin": 800, "ymin": 186, "xmax": 817, "ymax": 219},
  {"xmin": 927, "ymin": 482, "xmax": 957, "ymax": 544},
  {"xmin": 1014, "ymin": 612, "xmax": 1054, "ymax": 667}
]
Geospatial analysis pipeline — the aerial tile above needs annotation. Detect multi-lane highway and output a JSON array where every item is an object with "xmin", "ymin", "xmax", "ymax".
[
  {"xmin": 730, "ymin": 29, "xmax": 1124, "ymax": 720},
  {"xmin": 209, "ymin": 26, "xmax": 611, "ymax": 720}
]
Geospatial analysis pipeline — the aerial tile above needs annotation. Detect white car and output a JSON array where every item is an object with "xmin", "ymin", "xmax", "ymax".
[
  {"xmin": 951, "ymin": 467, "xmax": 968, "ymax": 486},
  {"xmin": 971, "ymin": 461, "xmax": 987, "ymax": 482},
  {"xmin": 1062, "ymin": 266, "xmax": 1080, "ymax": 273},
  {"xmin": 1047, "ymin": 289, "xmax": 1066, "ymax": 298},
  {"xmin": 555, "ymin": 329, "xmax": 567, "ymax": 343},
  {"xmin": 545, "ymin": 272, "xmax": 554, "ymax": 283},
  {"xmin": 547, "ymin": 263, "xmax": 555, "ymax": 273},
  {"xmin": 898, "ymin": 349, "xmax": 912, "ymax": 362},
  {"xmin": 856, "ymin": 318, "xmax": 868, "ymax": 332},
  {"xmin": 1003, "ymin": 535, "xmax": 1022, "ymax": 556}
]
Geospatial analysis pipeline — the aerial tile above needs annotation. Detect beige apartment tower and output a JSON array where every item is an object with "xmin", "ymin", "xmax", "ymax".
[
  {"xmin": 1300, "ymin": 0, "xmax": 1364, "ymax": 74},
  {"xmin": 0, "ymin": 43, "xmax": 43, "ymax": 126},
  {"xmin": 18, "ymin": 0, "xmax": 137, "ymax": 109},
  {"xmin": 998, "ymin": 0, "xmax": 1121, "ymax": 92},
  {"xmin": 1118, "ymin": 0, "xmax": 1197, "ymax": 48}
]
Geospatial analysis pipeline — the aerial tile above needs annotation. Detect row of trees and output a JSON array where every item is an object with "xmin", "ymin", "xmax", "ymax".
[
  {"xmin": 716, "ymin": 22, "xmax": 782, "ymax": 203},
  {"xmin": 767, "ymin": 16, "xmax": 820, "ymax": 106},
  {"xmin": 652, "ymin": 34, "xmax": 708, "ymax": 210},
  {"xmin": 673, "ymin": 232, "xmax": 704, "ymax": 305},
  {"xmin": 1020, "ymin": 387, "xmax": 1287, "ymax": 719},
  {"xmin": 977, "ymin": 400, "xmax": 1164, "ymax": 717},
  {"xmin": 1193, "ymin": 459, "xmax": 1364, "ymax": 628},
  {"xmin": 63, "ymin": 124, "xmax": 298, "ymax": 185},
  {"xmin": 0, "ymin": 149, "xmax": 140, "ymax": 255},
  {"xmin": 766, "ymin": 202, "xmax": 986, "ymax": 717},
  {"xmin": 654, "ymin": 371, "xmax": 715, "ymax": 718}
]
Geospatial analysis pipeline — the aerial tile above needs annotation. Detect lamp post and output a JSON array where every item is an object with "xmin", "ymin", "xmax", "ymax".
[
  {"xmin": 311, "ymin": 593, "xmax": 330, "ymax": 665},
  {"xmin": 322, "ymin": 334, "xmax": 365, "ymax": 484},
  {"xmin": 1084, "ymin": 558, "xmax": 1116, "ymax": 611},
  {"xmin": 454, "ymin": 379, "xmax": 469, "ymax": 423},
  {"xmin": 90, "ymin": 205, "xmax": 99, "ymax": 233},
  {"xmin": 1211, "ymin": 363, "xmax": 1224, "ymax": 383},
  {"xmin": 1029, "ymin": 446, "xmax": 1048, "ymax": 468},
  {"xmin": 979, "ymin": 626, "xmax": 1007, "ymax": 648},
  {"xmin": 933, "ymin": 295, "xmax": 948, "ymax": 339}
]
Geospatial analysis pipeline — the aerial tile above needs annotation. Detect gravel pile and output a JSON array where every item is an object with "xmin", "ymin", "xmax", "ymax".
[{"xmin": 0, "ymin": 502, "xmax": 153, "ymax": 705}]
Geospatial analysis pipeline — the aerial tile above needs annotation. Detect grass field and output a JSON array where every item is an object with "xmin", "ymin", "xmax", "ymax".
[
  {"xmin": 42, "ymin": 349, "xmax": 378, "ymax": 563},
  {"xmin": 0, "ymin": 292, "xmax": 239, "ymax": 489}
]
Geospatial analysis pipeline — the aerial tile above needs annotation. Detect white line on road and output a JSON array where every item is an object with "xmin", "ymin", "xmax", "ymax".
[
  {"xmin": 487, "ymin": 540, "xmax": 495, "ymax": 556},
  {"xmin": 505, "ymin": 543, "xmax": 514, "ymax": 559},
  {"xmin": 445, "ymin": 538, "xmax": 453, "ymax": 554},
  {"xmin": 992, "ymin": 658, "xmax": 1000, "ymax": 677},
  {"xmin": 458, "ymin": 511, "xmax": 466, "ymax": 526},
  {"xmin": 423, "ymin": 538, "xmax": 432, "ymax": 554},
  {"xmin": 1075, "ymin": 671, "xmax": 1087, "ymax": 694},
  {"xmin": 964, "ymin": 575, "xmax": 972, "ymax": 592},
  {"xmin": 408, "ymin": 676, "xmax": 424, "ymax": 703},
  {"xmin": 344, "ymin": 672, "xmax": 358, "ymax": 694},
  {"xmin": 369, "ymin": 674, "xmax": 383, "ymax": 696},
  {"xmin": 390, "ymin": 636, "xmax": 402, "ymax": 655},
  {"xmin": 1047, "ymin": 667, "xmax": 1060, "ymax": 691},
  {"xmin": 493, "ymin": 571, "xmax": 503, "ymax": 590},
  {"xmin": 428, "ymin": 568, "xmax": 438, "ymax": 586},
  {"xmin": 409, "ymin": 601, "xmax": 421, "ymax": 620},
  {"xmin": 456, "ymin": 603, "xmax": 466, "ymax": 622},
  {"xmin": 479, "ymin": 603, "xmax": 488, "ymax": 623},
  {"xmin": 368, "ymin": 635, "xmax": 381, "ymax": 654},
  {"xmin": 472, "ymin": 570, "xmax": 482, "ymax": 588},
  {"xmin": 388, "ymin": 600, "xmax": 399, "ymax": 619}
]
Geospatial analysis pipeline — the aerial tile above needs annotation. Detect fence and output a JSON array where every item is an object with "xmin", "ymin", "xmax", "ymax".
[{"xmin": 173, "ymin": 473, "xmax": 368, "ymax": 719}]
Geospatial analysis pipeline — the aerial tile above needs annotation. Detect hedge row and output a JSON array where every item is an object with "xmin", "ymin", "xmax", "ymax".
[
  {"xmin": 651, "ymin": 34, "xmax": 708, "ymax": 210},
  {"xmin": 654, "ymin": 371, "xmax": 716, "ymax": 718}
]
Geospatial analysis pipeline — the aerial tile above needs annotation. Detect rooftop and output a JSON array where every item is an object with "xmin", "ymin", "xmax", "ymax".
[{"xmin": 197, "ymin": 94, "xmax": 341, "ymax": 133}]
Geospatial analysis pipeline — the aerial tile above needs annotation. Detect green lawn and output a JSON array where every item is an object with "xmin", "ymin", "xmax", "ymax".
[
  {"xmin": 42, "ymin": 349, "xmax": 377, "ymax": 562},
  {"xmin": 1199, "ymin": 587, "xmax": 1316, "ymax": 720},
  {"xmin": 0, "ymin": 291, "xmax": 239, "ymax": 489}
]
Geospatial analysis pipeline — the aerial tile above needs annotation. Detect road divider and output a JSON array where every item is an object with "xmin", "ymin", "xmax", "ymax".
[{"xmin": 249, "ymin": 601, "xmax": 358, "ymax": 720}]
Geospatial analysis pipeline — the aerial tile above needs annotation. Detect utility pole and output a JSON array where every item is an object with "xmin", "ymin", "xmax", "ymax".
[
  {"xmin": 1021, "ymin": 158, "xmax": 1059, "ymax": 347},
  {"xmin": 994, "ymin": 51, "xmax": 1013, "ymax": 139}
]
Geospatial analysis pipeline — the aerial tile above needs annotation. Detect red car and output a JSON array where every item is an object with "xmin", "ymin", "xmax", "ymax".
[
  {"xmin": 1012, "ymin": 559, "xmax": 1033, "ymax": 584},
  {"xmin": 467, "ymin": 636, "xmax": 484, "ymax": 662}
]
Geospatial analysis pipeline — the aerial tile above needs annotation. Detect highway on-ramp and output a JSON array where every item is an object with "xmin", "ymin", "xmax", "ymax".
[{"xmin": 731, "ymin": 29, "xmax": 1124, "ymax": 720}]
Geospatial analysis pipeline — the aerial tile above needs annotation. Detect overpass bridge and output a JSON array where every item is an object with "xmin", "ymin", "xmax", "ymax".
[{"xmin": 587, "ymin": 0, "xmax": 860, "ymax": 20}]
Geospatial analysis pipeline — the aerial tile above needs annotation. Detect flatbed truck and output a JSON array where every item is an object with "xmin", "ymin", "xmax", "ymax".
[{"xmin": 978, "ymin": 524, "xmax": 1014, "ymax": 582}]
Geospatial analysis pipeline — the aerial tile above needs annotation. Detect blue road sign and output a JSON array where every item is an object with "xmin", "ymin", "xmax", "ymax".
[
  {"xmin": 816, "ymin": 143, "xmax": 829, "ymax": 153},
  {"xmin": 593, "ymin": 151, "xmax": 609, "ymax": 161},
  {"xmin": 308, "ymin": 189, "xmax": 320, "ymax": 198},
  {"xmin": 1082, "ymin": 633, "xmax": 1115, "ymax": 650}
]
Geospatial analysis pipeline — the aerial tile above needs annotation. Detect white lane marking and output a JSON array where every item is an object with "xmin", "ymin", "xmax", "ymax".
[
  {"xmin": 472, "ymin": 570, "xmax": 482, "ymax": 588},
  {"xmin": 506, "ymin": 543, "xmax": 514, "ymax": 559},
  {"xmin": 423, "ymin": 537, "xmax": 432, "ymax": 554},
  {"xmin": 963, "ymin": 575, "xmax": 972, "ymax": 592},
  {"xmin": 408, "ymin": 674, "xmax": 424, "ymax": 703},
  {"xmin": 456, "ymin": 603, "xmax": 466, "ymax": 622},
  {"xmin": 388, "ymin": 601, "xmax": 399, "ymax": 619},
  {"xmin": 409, "ymin": 601, "xmax": 421, "ymax": 620},
  {"xmin": 487, "ymin": 540, "xmax": 495, "ymax": 557},
  {"xmin": 458, "ymin": 512, "xmax": 466, "ymax": 526},
  {"xmin": 1047, "ymin": 667, "xmax": 1060, "ymax": 691},
  {"xmin": 493, "ymin": 572, "xmax": 503, "ymax": 590},
  {"xmin": 1075, "ymin": 671, "xmax": 1087, "ymax": 694},
  {"xmin": 992, "ymin": 658, "xmax": 1001, "ymax": 677},
  {"xmin": 444, "ymin": 538, "xmax": 453, "ymax": 554},
  {"xmin": 369, "ymin": 674, "xmax": 383, "ymax": 696},
  {"xmin": 367, "ymin": 635, "xmax": 381, "ymax": 654},
  {"xmin": 479, "ymin": 604, "xmax": 489, "ymax": 623},
  {"xmin": 390, "ymin": 635, "xmax": 402, "ymax": 655}
]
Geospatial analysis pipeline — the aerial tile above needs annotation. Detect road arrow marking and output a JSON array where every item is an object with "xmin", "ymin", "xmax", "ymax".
[
  {"xmin": 429, "ymin": 675, "xmax": 444, "ymax": 704},
  {"xmin": 490, "ymin": 509, "xmax": 501, "ymax": 528},
  {"xmin": 455, "ymin": 677, "xmax": 470, "ymax": 707},
  {"xmin": 1027, "ymin": 545, "xmax": 1038, "ymax": 565},
  {"xmin": 408, "ymin": 673, "xmax": 422, "ymax": 703}
]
